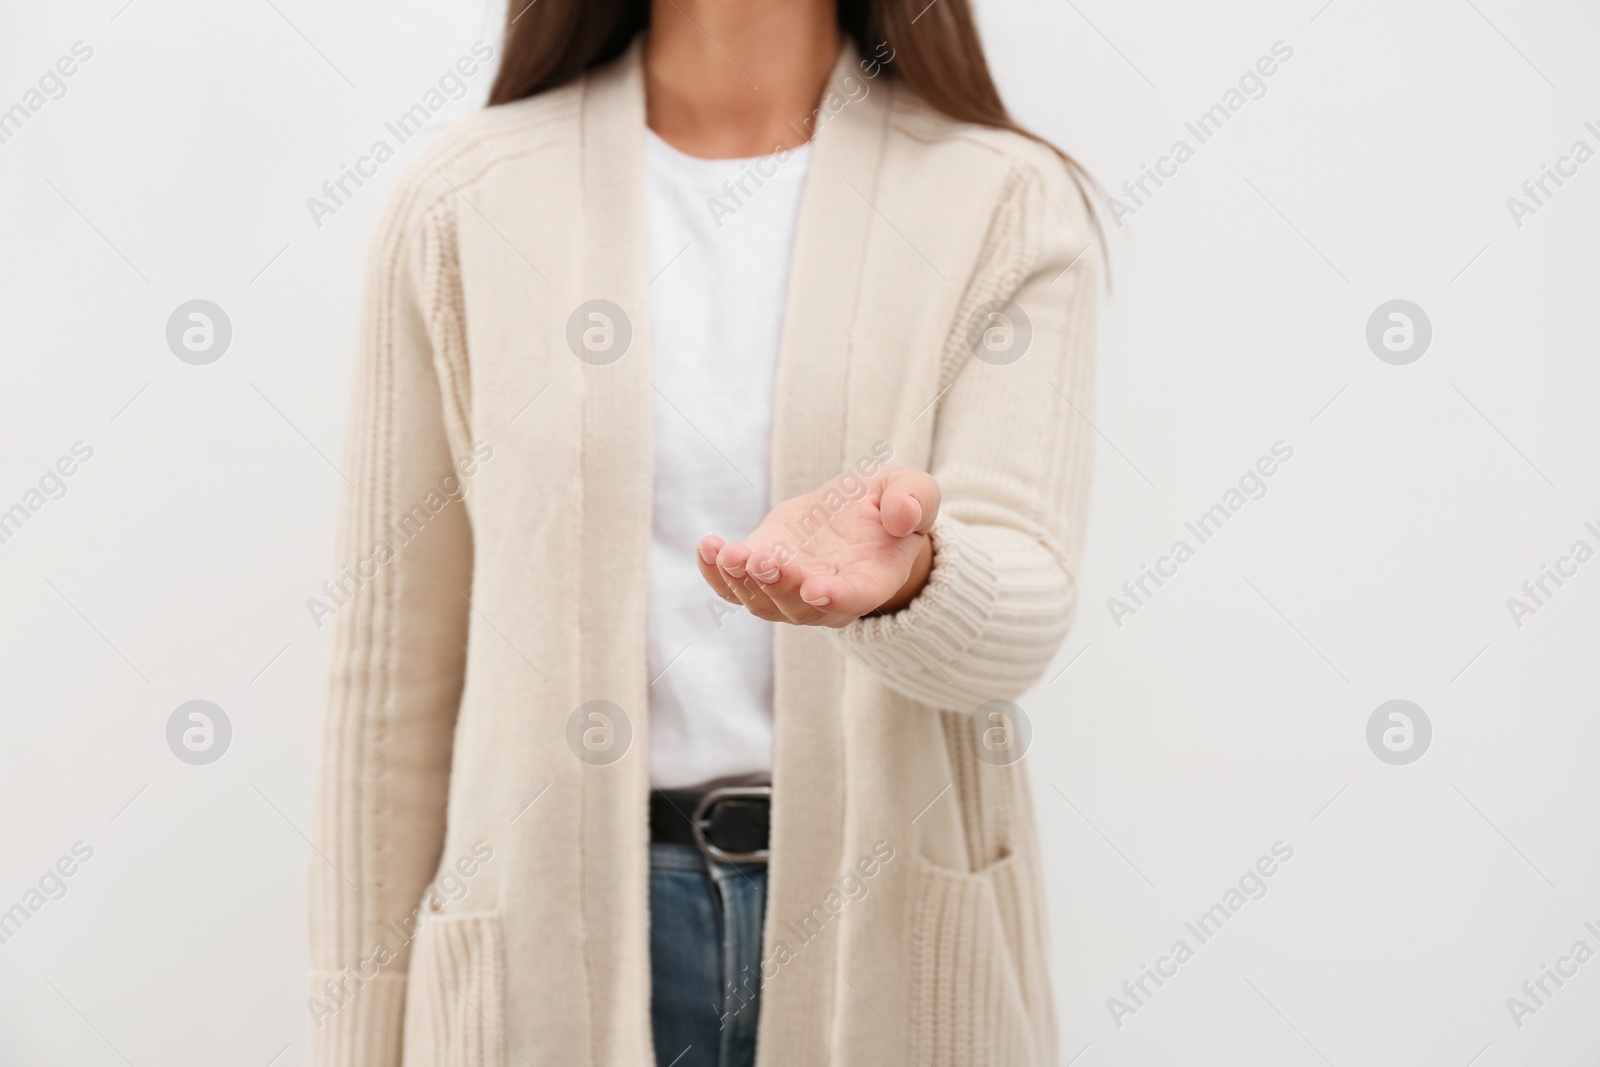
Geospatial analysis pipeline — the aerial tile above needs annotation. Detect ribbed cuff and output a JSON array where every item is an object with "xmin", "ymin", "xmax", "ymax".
[
  {"xmin": 305, "ymin": 971, "xmax": 407, "ymax": 1067},
  {"xmin": 831, "ymin": 517, "xmax": 1000, "ymax": 693}
]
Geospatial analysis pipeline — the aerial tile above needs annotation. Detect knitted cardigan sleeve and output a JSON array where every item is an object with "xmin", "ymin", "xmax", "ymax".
[
  {"xmin": 306, "ymin": 156, "xmax": 474, "ymax": 1066},
  {"xmin": 832, "ymin": 156, "xmax": 1099, "ymax": 708}
]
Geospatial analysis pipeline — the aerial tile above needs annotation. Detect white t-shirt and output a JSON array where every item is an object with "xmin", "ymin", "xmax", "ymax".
[{"xmin": 644, "ymin": 129, "xmax": 812, "ymax": 790}]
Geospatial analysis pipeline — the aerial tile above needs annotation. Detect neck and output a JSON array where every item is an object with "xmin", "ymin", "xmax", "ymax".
[{"xmin": 645, "ymin": 0, "xmax": 840, "ymax": 158}]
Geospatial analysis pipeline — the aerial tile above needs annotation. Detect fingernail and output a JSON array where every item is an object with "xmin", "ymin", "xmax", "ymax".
[
  {"xmin": 802, "ymin": 594, "xmax": 830, "ymax": 607},
  {"xmin": 699, "ymin": 545, "xmax": 717, "ymax": 564},
  {"xmin": 752, "ymin": 566, "xmax": 780, "ymax": 584},
  {"xmin": 725, "ymin": 563, "xmax": 747, "ymax": 578}
]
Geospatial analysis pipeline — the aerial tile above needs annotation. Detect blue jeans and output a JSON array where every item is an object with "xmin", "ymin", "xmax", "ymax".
[{"xmin": 649, "ymin": 842, "xmax": 768, "ymax": 1067}]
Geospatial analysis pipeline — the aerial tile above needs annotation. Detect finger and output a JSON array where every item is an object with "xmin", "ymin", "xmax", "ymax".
[
  {"xmin": 879, "ymin": 467, "xmax": 941, "ymax": 538},
  {"xmin": 797, "ymin": 566, "xmax": 896, "ymax": 621},
  {"xmin": 746, "ymin": 548, "xmax": 827, "ymax": 625},
  {"xmin": 718, "ymin": 542, "xmax": 785, "ymax": 620},
  {"xmin": 732, "ymin": 576, "xmax": 785, "ymax": 621},
  {"xmin": 697, "ymin": 536, "xmax": 739, "ymax": 604},
  {"xmin": 716, "ymin": 541, "xmax": 752, "ymax": 579}
]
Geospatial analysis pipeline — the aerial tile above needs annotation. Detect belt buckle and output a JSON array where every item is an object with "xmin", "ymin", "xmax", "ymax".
[{"xmin": 691, "ymin": 785, "xmax": 771, "ymax": 865}]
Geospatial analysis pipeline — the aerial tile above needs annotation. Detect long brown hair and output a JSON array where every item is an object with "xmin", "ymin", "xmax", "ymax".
[{"xmin": 488, "ymin": 0, "xmax": 1102, "ymax": 253}]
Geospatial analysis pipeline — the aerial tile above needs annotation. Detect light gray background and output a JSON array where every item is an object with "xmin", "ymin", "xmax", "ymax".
[{"xmin": 3, "ymin": 1, "xmax": 1597, "ymax": 1064}]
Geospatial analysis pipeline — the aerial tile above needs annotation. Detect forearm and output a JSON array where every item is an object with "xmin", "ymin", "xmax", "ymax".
[{"xmin": 833, "ymin": 517, "xmax": 1075, "ymax": 706}]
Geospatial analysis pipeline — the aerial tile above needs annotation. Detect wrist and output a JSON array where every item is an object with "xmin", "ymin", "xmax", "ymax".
[{"xmin": 871, "ymin": 532, "xmax": 933, "ymax": 616}]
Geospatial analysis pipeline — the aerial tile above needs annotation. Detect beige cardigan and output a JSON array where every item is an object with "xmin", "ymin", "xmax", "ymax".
[{"xmin": 308, "ymin": 40, "xmax": 1098, "ymax": 1067}]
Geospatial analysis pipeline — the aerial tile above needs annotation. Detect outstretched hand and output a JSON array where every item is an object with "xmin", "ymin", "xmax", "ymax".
[{"xmin": 697, "ymin": 465, "xmax": 940, "ymax": 628}]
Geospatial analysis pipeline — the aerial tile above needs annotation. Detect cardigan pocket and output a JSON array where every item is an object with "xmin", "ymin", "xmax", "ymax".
[
  {"xmin": 905, "ymin": 852, "xmax": 1038, "ymax": 1067},
  {"xmin": 402, "ymin": 912, "xmax": 508, "ymax": 1067}
]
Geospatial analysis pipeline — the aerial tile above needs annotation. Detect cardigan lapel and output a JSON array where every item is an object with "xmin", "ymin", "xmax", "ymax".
[
  {"xmin": 761, "ymin": 43, "xmax": 892, "ymax": 1061},
  {"xmin": 767, "ymin": 47, "xmax": 884, "ymax": 502},
  {"xmin": 576, "ymin": 40, "xmax": 656, "ymax": 1067},
  {"xmin": 570, "ymin": 39, "xmax": 895, "ymax": 1062}
]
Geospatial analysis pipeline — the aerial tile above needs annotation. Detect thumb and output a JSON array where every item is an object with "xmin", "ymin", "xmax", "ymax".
[{"xmin": 878, "ymin": 466, "xmax": 940, "ymax": 539}]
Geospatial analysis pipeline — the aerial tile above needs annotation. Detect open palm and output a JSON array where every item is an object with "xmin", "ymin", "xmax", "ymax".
[{"xmin": 697, "ymin": 465, "xmax": 940, "ymax": 627}]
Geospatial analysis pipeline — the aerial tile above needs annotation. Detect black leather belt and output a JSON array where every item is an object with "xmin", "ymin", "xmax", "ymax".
[{"xmin": 650, "ymin": 785, "xmax": 771, "ymax": 864}]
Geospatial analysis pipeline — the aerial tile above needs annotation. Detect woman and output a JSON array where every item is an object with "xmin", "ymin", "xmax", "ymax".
[{"xmin": 306, "ymin": 1, "xmax": 1099, "ymax": 1064}]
